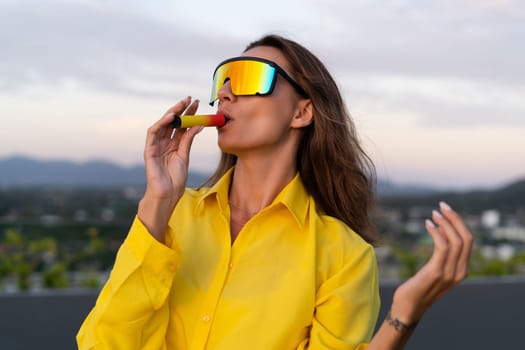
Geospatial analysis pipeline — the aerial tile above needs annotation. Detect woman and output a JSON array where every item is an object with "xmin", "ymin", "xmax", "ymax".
[{"xmin": 77, "ymin": 34, "xmax": 473, "ymax": 349}]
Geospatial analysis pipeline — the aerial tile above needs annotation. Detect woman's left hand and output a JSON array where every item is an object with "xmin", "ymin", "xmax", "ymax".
[{"xmin": 389, "ymin": 201, "xmax": 474, "ymax": 325}]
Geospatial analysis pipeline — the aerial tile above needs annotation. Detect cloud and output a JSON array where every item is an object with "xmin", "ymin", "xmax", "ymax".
[
  {"xmin": 1, "ymin": 0, "xmax": 524, "ymax": 187},
  {"xmin": 0, "ymin": 0, "xmax": 244, "ymax": 97},
  {"xmin": 305, "ymin": 0, "xmax": 524, "ymax": 85},
  {"xmin": 2, "ymin": 0, "xmax": 523, "ymax": 130},
  {"xmin": 289, "ymin": 0, "xmax": 525, "ymax": 128},
  {"xmin": 342, "ymin": 74, "xmax": 525, "ymax": 127}
]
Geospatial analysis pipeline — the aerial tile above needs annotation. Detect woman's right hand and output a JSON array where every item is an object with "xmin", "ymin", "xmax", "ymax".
[{"xmin": 138, "ymin": 97, "xmax": 202, "ymax": 242}]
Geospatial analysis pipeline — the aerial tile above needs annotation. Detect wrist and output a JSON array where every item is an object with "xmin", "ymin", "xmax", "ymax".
[
  {"xmin": 385, "ymin": 309, "xmax": 420, "ymax": 333},
  {"xmin": 141, "ymin": 190, "xmax": 178, "ymax": 209},
  {"xmin": 391, "ymin": 289, "xmax": 427, "ymax": 325},
  {"xmin": 137, "ymin": 195, "xmax": 178, "ymax": 243}
]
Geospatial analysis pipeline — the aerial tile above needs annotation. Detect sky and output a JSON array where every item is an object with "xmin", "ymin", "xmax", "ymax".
[{"xmin": 1, "ymin": 0, "xmax": 524, "ymax": 189}]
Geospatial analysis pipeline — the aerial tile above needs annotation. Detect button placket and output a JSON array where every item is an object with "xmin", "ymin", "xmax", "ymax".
[{"xmin": 191, "ymin": 212, "xmax": 233, "ymax": 349}]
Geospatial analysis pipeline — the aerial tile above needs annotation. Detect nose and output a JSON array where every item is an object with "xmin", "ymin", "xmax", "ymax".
[{"xmin": 217, "ymin": 79, "xmax": 236, "ymax": 104}]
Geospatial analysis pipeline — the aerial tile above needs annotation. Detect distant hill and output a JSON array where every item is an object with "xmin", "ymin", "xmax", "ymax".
[
  {"xmin": 376, "ymin": 180, "xmax": 441, "ymax": 197},
  {"xmin": 0, "ymin": 156, "xmax": 209, "ymax": 188},
  {"xmin": 0, "ymin": 156, "xmax": 442, "ymax": 195},
  {"xmin": 379, "ymin": 177, "xmax": 525, "ymax": 214},
  {"xmin": 3, "ymin": 156, "xmax": 522, "ymax": 205}
]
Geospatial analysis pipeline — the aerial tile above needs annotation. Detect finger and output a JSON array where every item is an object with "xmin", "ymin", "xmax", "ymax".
[
  {"xmin": 170, "ymin": 99, "xmax": 201, "ymax": 143},
  {"xmin": 432, "ymin": 209, "xmax": 463, "ymax": 282},
  {"xmin": 165, "ymin": 96, "xmax": 192, "ymax": 116},
  {"xmin": 183, "ymin": 99, "xmax": 200, "ymax": 116},
  {"xmin": 439, "ymin": 202, "xmax": 474, "ymax": 280},
  {"xmin": 424, "ymin": 219, "xmax": 449, "ymax": 269},
  {"xmin": 391, "ymin": 221, "xmax": 453, "ymax": 320},
  {"xmin": 177, "ymin": 125, "xmax": 204, "ymax": 163},
  {"xmin": 147, "ymin": 97, "xmax": 192, "ymax": 144},
  {"xmin": 439, "ymin": 202, "xmax": 471, "ymax": 242}
]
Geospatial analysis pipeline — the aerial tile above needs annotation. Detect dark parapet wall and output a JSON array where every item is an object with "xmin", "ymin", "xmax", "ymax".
[{"xmin": 0, "ymin": 277, "xmax": 523, "ymax": 349}]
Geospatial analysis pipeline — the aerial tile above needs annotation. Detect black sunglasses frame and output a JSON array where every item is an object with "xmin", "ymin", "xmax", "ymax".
[{"xmin": 210, "ymin": 56, "xmax": 308, "ymax": 106}]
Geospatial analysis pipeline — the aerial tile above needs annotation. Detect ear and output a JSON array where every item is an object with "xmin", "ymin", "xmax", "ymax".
[{"xmin": 290, "ymin": 99, "xmax": 313, "ymax": 129}]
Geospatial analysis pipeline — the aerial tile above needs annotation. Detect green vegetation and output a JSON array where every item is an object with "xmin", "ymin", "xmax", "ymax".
[
  {"xmin": 0, "ymin": 223, "xmax": 125, "ymax": 291},
  {"xmin": 0, "ymin": 182, "xmax": 524, "ymax": 291},
  {"xmin": 469, "ymin": 250, "xmax": 525, "ymax": 277}
]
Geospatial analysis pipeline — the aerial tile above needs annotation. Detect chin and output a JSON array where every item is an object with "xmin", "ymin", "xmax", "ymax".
[{"xmin": 217, "ymin": 137, "xmax": 237, "ymax": 155}]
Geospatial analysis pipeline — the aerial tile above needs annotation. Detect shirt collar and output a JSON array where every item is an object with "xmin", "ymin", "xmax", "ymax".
[
  {"xmin": 195, "ymin": 168, "xmax": 311, "ymax": 228},
  {"xmin": 271, "ymin": 172, "xmax": 310, "ymax": 228},
  {"xmin": 195, "ymin": 167, "xmax": 234, "ymax": 216}
]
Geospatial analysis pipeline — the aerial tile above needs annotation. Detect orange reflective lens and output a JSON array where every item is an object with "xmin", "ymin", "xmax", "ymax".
[{"xmin": 209, "ymin": 56, "xmax": 307, "ymax": 106}]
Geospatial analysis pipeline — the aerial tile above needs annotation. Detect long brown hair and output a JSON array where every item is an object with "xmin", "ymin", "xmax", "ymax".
[{"xmin": 204, "ymin": 34, "xmax": 379, "ymax": 245}]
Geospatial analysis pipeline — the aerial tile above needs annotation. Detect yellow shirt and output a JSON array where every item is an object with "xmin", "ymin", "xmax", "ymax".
[{"xmin": 77, "ymin": 169, "xmax": 379, "ymax": 349}]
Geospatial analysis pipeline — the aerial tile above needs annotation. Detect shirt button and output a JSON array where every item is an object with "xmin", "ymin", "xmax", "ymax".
[
  {"xmin": 203, "ymin": 315, "xmax": 211, "ymax": 322},
  {"xmin": 228, "ymin": 262, "xmax": 233, "ymax": 269}
]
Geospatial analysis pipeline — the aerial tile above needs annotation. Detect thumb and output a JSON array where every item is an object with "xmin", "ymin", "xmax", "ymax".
[{"xmin": 177, "ymin": 125, "xmax": 204, "ymax": 162}]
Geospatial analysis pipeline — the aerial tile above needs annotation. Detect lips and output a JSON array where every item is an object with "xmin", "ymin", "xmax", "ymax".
[{"xmin": 217, "ymin": 109, "xmax": 232, "ymax": 125}]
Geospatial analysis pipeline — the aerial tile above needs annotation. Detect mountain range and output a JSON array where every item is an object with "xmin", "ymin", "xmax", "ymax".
[
  {"xmin": 0, "ymin": 156, "xmax": 206, "ymax": 188},
  {"xmin": 1, "ymin": 156, "xmax": 523, "ymax": 200}
]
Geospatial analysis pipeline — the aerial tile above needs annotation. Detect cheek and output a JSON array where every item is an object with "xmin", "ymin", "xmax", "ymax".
[
  {"xmin": 244, "ymin": 98, "xmax": 292, "ymax": 129},
  {"xmin": 217, "ymin": 106, "xmax": 292, "ymax": 152},
  {"xmin": 250, "ymin": 104, "xmax": 292, "ymax": 136},
  {"xmin": 218, "ymin": 90, "xmax": 297, "ymax": 148}
]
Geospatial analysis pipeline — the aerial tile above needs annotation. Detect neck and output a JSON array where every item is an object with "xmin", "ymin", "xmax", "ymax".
[
  {"xmin": 226, "ymin": 126, "xmax": 302, "ymax": 215},
  {"xmin": 229, "ymin": 156, "xmax": 297, "ymax": 215}
]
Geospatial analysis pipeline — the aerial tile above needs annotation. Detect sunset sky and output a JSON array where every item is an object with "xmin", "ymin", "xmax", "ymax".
[{"xmin": 1, "ymin": 0, "xmax": 524, "ymax": 189}]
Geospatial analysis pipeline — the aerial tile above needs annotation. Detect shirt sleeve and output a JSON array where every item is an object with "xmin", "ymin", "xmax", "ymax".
[
  {"xmin": 76, "ymin": 216, "xmax": 181, "ymax": 350},
  {"xmin": 298, "ymin": 244, "xmax": 380, "ymax": 349}
]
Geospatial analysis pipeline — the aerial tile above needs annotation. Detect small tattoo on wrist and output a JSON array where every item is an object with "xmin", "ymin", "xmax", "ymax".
[{"xmin": 385, "ymin": 311, "xmax": 419, "ymax": 332}]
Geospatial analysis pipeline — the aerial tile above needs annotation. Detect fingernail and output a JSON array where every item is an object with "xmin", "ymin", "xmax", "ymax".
[
  {"xmin": 425, "ymin": 219, "xmax": 436, "ymax": 229},
  {"xmin": 432, "ymin": 210, "xmax": 443, "ymax": 219},
  {"xmin": 439, "ymin": 201, "xmax": 452, "ymax": 211}
]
